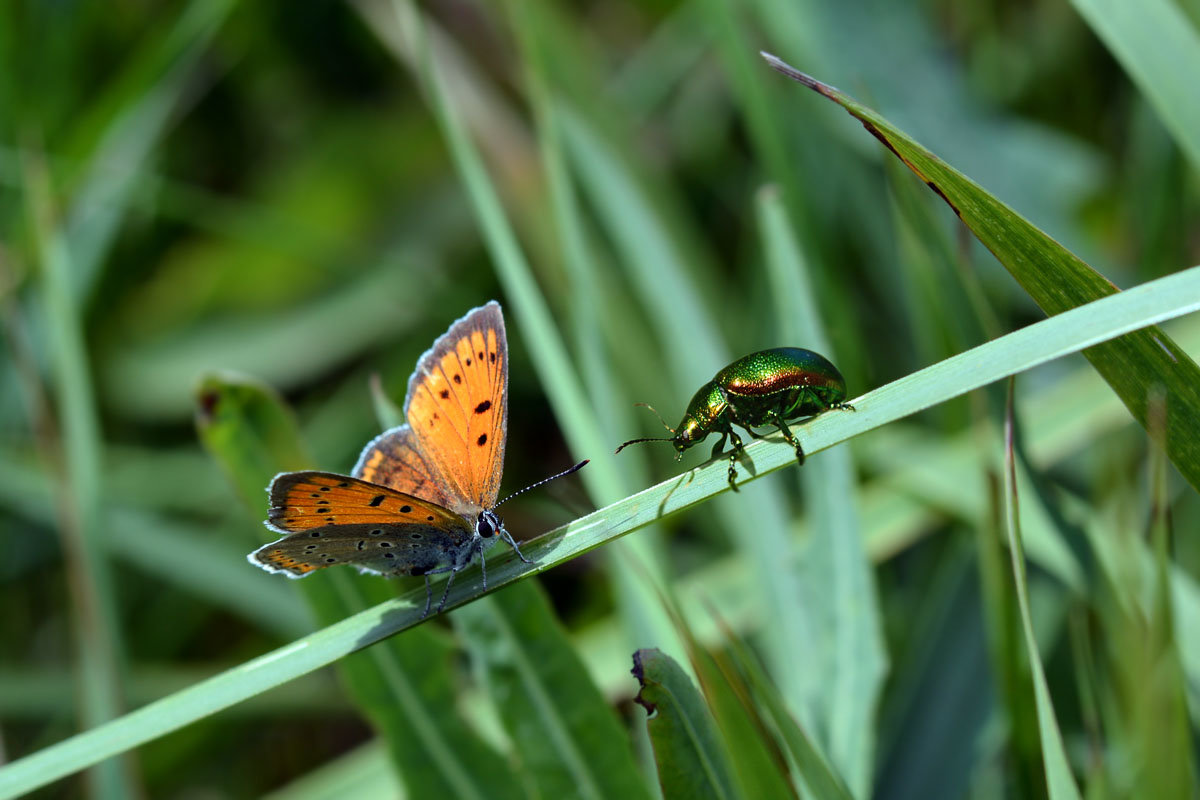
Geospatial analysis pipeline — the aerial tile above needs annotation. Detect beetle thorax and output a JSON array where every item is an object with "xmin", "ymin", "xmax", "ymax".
[{"xmin": 674, "ymin": 381, "xmax": 727, "ymax": 451}]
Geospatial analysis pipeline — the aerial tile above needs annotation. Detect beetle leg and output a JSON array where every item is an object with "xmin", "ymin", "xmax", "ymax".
[
  {"xmin": 725, "ymin": 429, "xmax": 746, "ymax": 491},
  {"xmin": 769, "ymin": 409, "xmax": 806, "ymax": 466}
]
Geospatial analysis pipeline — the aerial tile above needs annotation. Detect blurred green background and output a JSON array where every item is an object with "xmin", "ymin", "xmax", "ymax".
[{"xmin": 2, "ymin": 0, "xmax": 1198, "ymax": 797}]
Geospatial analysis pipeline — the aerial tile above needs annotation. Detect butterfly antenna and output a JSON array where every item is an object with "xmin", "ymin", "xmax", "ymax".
[
  {"xmin": 495, "ymin": 459, "xmax": 589, "ymax": 508},
  {"xmin": 634, "ymin": 402, "xmax": 675, "ymax": 434},
  {"xmin": 614, "ymin": 436, "xmax": 675, "ymax": 454}
]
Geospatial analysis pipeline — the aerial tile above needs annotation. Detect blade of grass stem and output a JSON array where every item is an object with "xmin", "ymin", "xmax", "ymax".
[
  {"xmin": 1002, "ymin": 381, "xmax": 1082, "ymax": 800},
  {"xmin": 23, "ymin": 153, "xmax": 133, "ymax": 799},
  {"xmin": 759, "ymin": 186, "xmax": 886, "ymax": 796},
  {"xmin": 383, "ymin": 0, "xmax": 682, "ymax": 655},
  {"xmin": 1071, "ymin": 0, "xmax": 1200, "ymax": 172}
]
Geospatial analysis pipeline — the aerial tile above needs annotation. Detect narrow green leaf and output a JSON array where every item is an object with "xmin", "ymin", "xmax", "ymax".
[
  {"xmin": 1002, "ymin": 382, "xmax": 1083, "ymax": 800},
  {"xmin": 763, "ymin": 53, "xmax": 1200, "ymax": 495},
  {"xmin": 632, "ymin": 649, "xmax": 742, "ymax": 800},
  {"xmin": 505, "ymin": 0, "xmax": 688, "ymax": 662},
  {"xmin": 105, "ymin": 264, "xmax": 426, "ymax": 420},
  {"xmin": 195, "ymin": 373, "xmax": 311, "ymax": 508},
  {"xmin": 65, "ymin": 0, "xmax": 235, "ymax": 300},
  {"xmin": 3, "ymin": 264, "xmax": 1199, "ymax": 799},
  {"xmin": 24, "ymin": 153, "xmax": 133, "ymax": 799},
  {"xmin": 455, "ymin": 582, "xmax": 651, "ymax": 800},
  {"xmin": 1071, "ymin": 0, "xmax": 1200, "ymax": 172},
  {"xmin": 360, "ymin": 0, "xmax": 685, "ymax": 663},
  {"xmin": 721, "ymin": 631, "xmax": 855, "ymax": 800},
  {"xmin": 758, "ymin": 187, "xmax": 886, "ymax": 797},
  {"xmin": 683, "ymin": 634, "xmax": 797, "ymax": 799},
  {"xmin": 560, "ymin": 101, "xmax": 819, "ymax": 727}
]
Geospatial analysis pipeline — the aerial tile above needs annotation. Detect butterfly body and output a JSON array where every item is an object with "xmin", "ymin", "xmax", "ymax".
[{"xmin": 248, "ymin": 302, "xmax": 542, "ymax": 616}]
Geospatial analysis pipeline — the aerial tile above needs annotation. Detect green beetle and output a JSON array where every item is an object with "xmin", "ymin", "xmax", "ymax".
[{"xmin": 616, "ymin": 347, "xmax": 853, "ymax": 490}]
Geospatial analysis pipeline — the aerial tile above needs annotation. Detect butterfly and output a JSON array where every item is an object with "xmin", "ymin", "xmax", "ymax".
[{"xmin": 247, "ymin": 301, "xmax": 586, "ymax": 616}]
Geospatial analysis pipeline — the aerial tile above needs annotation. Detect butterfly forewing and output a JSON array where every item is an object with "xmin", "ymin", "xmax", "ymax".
[
  {"xmin": 401, "ymin": 301, "xmax": 507, "ymax": 513},
  {"xmin": 250, "ymin": 472, "xmax": 474, "ymax": 578}
]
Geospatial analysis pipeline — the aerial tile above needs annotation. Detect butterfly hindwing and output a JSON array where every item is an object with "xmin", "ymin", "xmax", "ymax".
[
  {"xmin": 351, "ymin": 424, "xmax": 459, "ymax": 510},
  {"xmin": 401, "ymin": 301, "xmax": 507, "ymax": 514},
  {"xmin": 250, "ymin": 472, "xmax": 474, "ymax": 578},
  {"xmin": 251, "ymin": 521, "xmax": 469, "ymax": 578}
]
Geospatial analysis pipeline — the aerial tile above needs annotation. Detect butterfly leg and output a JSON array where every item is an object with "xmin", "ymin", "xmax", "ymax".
[
  {"xmin": 422, "ymin": 575, "xmax": 433, "ymax": 618},
  {"xmin": 478, "ymin": 540, "xmax": 488, "ymax": 591},
  {"xmin": 432, "ymin": 543, "xmax": 479, "ymax": 614},
  {"xmin": 499, "ymin": 527, "xmax": 535, "ymax": 564},
  {"xmin": 435, "ymin": 568, "xmax": 460, "ymax": 615}
]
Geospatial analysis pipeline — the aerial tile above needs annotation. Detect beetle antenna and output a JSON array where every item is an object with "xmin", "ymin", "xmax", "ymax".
[
  {"xmin": 494, "ymin": 460, "xmax": 589, "ymax": 508},
  {"xmin": 634, "ymin": 402, "xmax": 675, "ymax": 434},
  {"xmin": 614, "ymin": 436, "xmax": 675, "ymax": 454}
]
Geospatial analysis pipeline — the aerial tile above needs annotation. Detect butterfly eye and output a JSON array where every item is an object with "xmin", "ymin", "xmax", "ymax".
[{"xmin": 477, "ymin": 514, "xmax": 495, "ymax": 538}]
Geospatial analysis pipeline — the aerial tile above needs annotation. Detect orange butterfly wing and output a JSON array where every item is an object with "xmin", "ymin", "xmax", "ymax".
[
  {"xmin": 355, "ymin": 302, "xmax": 507, "ymax": 516},
  {"xmin": 352, "ymin": 424, "xmax": 459, "ymax": 511},
  {"xmin": 249, "ymin": 472, "xmax": 473, "ymax": 578}
]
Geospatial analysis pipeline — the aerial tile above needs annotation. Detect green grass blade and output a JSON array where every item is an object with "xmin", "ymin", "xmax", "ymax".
[
  {"xmin": 758, "ymin": 187, "xmax": 886, "ymax": 796},
  {"xmin": 455, "ymin": 582, "xmax": 652, "ymax": 800},
  {"xmin": 504, "ymin": 0, "xmax": 687, "ymax": 661},
  {"xmin": 365, "ymin": 0, "xmax": 684, "ymax": 658},
  {"xmin": 195, "ymin": 374, "xmax": 312, "ymax": 504},
  {"xmin": 763, "ymin": 53, "xmax": 1200, "ymax": 495},
  {"xmin": 1071, "ymin": 0, "xmax": 1200, "ymax": 172},
  {"xmin": 632, "ymin": 649, "xmax": 743, "ymax": 800},
  {"xmin": 559, "ymin": 104, "xmax": 820, "ymax": 723},
  {"xmin": 1001, "ymin": 383, "xmax": 1083, "ymax": 800},
  {"xmin": 721, "ymin": 629, "xmax": 855, "ymax": 800},
  {"xmin": 2, "ymin": 264, "xmax": 1198, "ymax": 799},
  {"xmin": 65, "ymin": 0, "xmax": 234, "ymax": 300},
  {"xmin": 0, "ymin": 447, "xmax": 309, "ymax": 639},
  {"xmin": 24, "ymin": 154, "xmax": 134, "ymax": 799},
  {"xmin": 685, "ymin": 636, "xmax": 797, "ymax": 798},
  {"xmin": 106, "ymin": 264, "xmax": 427, "ymax": 420}
]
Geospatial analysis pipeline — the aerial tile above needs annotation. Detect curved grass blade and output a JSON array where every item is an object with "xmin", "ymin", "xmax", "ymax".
[
  {"xmin": 720, "ymin": 624, "xmax": 855, "ymax": 800},
  {"xmin": 763, "ymin": 52, "xmax": 1200, "ymax": 494},
  {"xmin": 1002, "ymin": 383, "xmax": 1082, "ymax": 800},
  {"xmin": 2, "ymin": 264, "xmax": 1199, "ymax": 799},
  {"xmin": 362, "ymin": 0, "xmax": 684, "ymax": 662},
  {"xmin": 632, "ymin": 649, "xmax": 742, "ymax": 800},
  {"xmin": 455, "ymin": 582, "xmax": 652, "ymax": 800},
  {"xmin": 24, "ymin": 153, "xmax": 133, "ymax": 799},
  {"xmin": 759, "ymin": 187, "xmax": 886, "ymax": 796},
  {"xmin": 64, "ymin": 0, "xmax": 235, "ymax": 301},
  {"xmin": 1071, "ymin": 0, "xmax": 1200, "ymax": 172}
]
